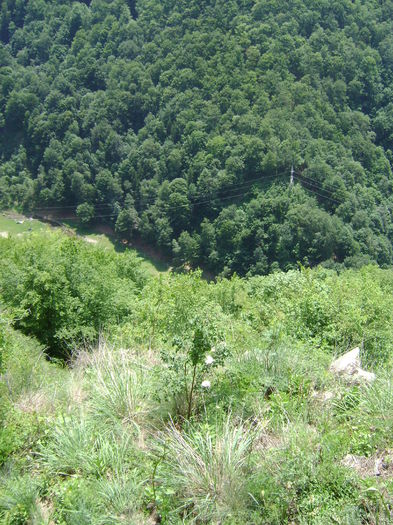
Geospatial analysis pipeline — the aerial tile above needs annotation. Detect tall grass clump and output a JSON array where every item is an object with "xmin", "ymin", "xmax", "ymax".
[
  {"xmin": 209, "ymin": 338, "xmax": 331, "ymax": 425},
  {"xmin": 248, "ymin": 424, "xmax": 365, "ymax": 524},
  {"xmin": 0, "ymin": 474, "xmax": 43, "ymax": 524},
  {"xmin": 157, "ymin": 417, "xmax": 260, "ymax": 523},
  {"xmin": 0, "ymin": 326, "xmax": 66, "ymax": 403},
  {"xmin": 339, "ymin": 370, "xmax": 393, "ymax": 454},
  {"xmin": 79, "ymin": 342, "xmax": 155, "ymax": 432},
  {"xmin": 39, "ymin": 416, "xmax": 134, "ymax": 477}
]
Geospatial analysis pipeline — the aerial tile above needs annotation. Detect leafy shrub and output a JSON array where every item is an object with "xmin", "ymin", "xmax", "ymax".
[
  {"xmin": 0, "ymin": 233, "xmax": 146, "ymax": 355},
  {"xmin": 247, "ymin": 266, "xmax": 393, "ymax": 364}
]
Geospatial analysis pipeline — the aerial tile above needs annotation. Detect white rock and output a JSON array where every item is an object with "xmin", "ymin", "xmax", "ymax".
[
  {"xmin": 311, "ymin": 390, "xmax": 334, "ymax": 402},
  {"xmin": 329, "ymin": 347, "xmax": 375, "ymax": 384},
  {"xmin": 322, "ymin": 391, "xmax": 335, "ymax": 401},
  {"xmin": 329, "ymin": 347, "xmax": 360, "ymax": 375},
  {"xmin": 352, "ymin": 368, "xmax": 376, "ymax": 384},
  {"xmin": 374, "ymin": 457, "xmax": 383, "ymax": 476}
]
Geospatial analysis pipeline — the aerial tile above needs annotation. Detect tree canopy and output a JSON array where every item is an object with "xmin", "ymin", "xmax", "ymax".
[{"xmin": 1, "ymin": 0, "xmax": 393, "ymax": 274}]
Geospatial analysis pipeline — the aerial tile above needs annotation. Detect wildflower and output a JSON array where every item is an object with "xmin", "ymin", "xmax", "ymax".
[
  {"xmin": 211, "ymin": 346, "xmax": 216, "ymax": 353},
  {"xmin": 201, "ymin": 380, "xmax": 211, "ymax": 389},
  {"xmin": 205, "ymin": 355, "xmax": 214, "ymax": 365}
]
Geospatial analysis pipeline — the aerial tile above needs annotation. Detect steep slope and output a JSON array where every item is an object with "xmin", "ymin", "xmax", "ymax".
[
  {"xmin": 1, "ymin": 0, "xmax": 393, "ymax": 274},
  {"xmin": 1, "ymin": 232, "xmax": 393, "ymax": 523}
]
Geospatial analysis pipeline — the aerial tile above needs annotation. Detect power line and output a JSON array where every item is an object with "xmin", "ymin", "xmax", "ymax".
[
  {"xmin": 33, "ymin": 175, "xmax": 347, "ymax": 223},
  {"xmin": 140, "ymin": 172, "xmax": 290, "ymax": 213},
  {"xmin": 36, "ymin": 174, "xmax": 346, "ymax": 223},
  {"xmin": 35, "ymin": 212, "xmax": 118, "ymax": 221},
  {"xmin": 32, "ymin": 170, "xmax": 290, "ymax": 214},
  {"xmin": 294, "ymin": 175, "xmax": 345, "ymax": 204},
  {"xmin": 33, "ymin": 172, "xmax": 291, "ymax": 222},
  {"xmin": 33, "ymin": 203, "xmax": 114, "ymax": 210},
  {"xmin": 294, "ymin": 174, "xmax": 344, "ymax": 205},
  {"xmin": 32, "ymin": 166, "xmax": 348, "ymax": 223},
  {"xmin": 295, "ymin": 171, "xmax": 345, "ymax": 199}
]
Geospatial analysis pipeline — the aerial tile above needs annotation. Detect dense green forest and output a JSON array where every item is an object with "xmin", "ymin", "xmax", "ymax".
[
  {"xmin": 1, "ymin": 0, "xmax": 393, "ymax": 274},
  {"xmin": 1, "ymin": 231, "xmax": 393, "ymax": 524}
]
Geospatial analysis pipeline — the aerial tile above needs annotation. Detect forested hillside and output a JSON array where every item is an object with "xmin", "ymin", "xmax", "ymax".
[{"xmin": 1, "ymin": 0, "xmax": 393, "ymax": 274}]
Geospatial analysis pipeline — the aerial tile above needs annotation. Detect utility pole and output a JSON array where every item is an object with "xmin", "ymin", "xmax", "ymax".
[{"xmin": 290, "ymin": 165, "xmax": 294, "ymax": 185}]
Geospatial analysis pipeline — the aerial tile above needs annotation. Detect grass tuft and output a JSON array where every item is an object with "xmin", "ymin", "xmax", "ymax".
[{"xmin": 158, "ymin": 416, "xmax": 260, "ymax": 523}]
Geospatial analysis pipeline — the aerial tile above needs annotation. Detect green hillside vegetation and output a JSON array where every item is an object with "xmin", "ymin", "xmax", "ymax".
[
  {"xmin": 1, "ymin": 0, "xmax": 393, "ymax": 275},
  {"xmin": 0, "ymin": 210, "xmax": 170, "ymax": 275},
  {"xmin": 1, "ymin": 232, "xmax": 393, "ymax": 523},
  {"xmin": 0, "ymin": 214, "xmax": 47, "ymax": 235}
]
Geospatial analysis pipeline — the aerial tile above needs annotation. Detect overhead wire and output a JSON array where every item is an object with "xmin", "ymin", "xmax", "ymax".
[
  {"xmin": 294, "ymin": 179, "xmax": 343, "ymax": 204},
  {"xmin": 295, "ymin": 171, "xmax": 345, "ymax": 198},
  {"xmin": 35, "ymin": 186, "xmax": 265, "ymax": 221},
  {"xmin": 31, "ymin": 165, "xmax": 350, "ymax": 224},
  {"xmin": 32, "ymin": 170, "xmax": 290, "ymax": 215},
  {"xmin": 294, "ymin": 176, "xmax": 344, "ymax": 204},
  {"xmin": 32, "ymin": 203, "xmax": 114, "ymax": 210}
]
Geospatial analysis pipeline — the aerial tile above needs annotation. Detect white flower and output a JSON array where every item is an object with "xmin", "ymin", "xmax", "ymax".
[
  {"xmin": 201, "ymin": 380, "xmax": 211, "ymax": 389},
  {"xmin": 211, "ymin": 346, "xmax": 216, "ymax": 353},
  {"xmin": 205, "ymin": 355, "xmax": 214, "ymax": 365}
]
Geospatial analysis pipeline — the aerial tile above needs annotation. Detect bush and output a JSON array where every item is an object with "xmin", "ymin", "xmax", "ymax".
[{"xmin": 0, "ymin": 233, "xmax": 146, "ymax": 355}]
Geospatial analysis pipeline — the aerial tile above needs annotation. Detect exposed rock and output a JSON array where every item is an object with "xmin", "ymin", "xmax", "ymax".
[
  {"xmin": 322, "ymin": 391, "xmax": 334, "ymax": 401},
  {"xmin": 330, "ymin": 347, "xmax": 360, "ymax": 375},
  {"xmin": 84, "ymin": 237, "xmax": 98, "ymax": 244},
  {"xmin": 341, "ymin": 451, "xmax": 393, "ymax": 479},
  {"xmin": 311, "ymin": 390, "xmax": 335, "ymax": 402},
  {"xmin": 352, "ymin": 368, "xmax": 376, "ymax": 384},
  {"xmin": 329, "ymin": 347, "xmax": 375, "ymax": 384},
  {"xmin": 255, "ymin": 431, "xmax": 284, "ymax": 453}
]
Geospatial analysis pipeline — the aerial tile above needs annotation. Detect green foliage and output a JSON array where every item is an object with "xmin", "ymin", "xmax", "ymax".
[
  {"xmin": 0, "ymin": 234, "xmax": 392, "ymax": 524},
  {"xmin": 76, "ymin": 202, "xmax": 94, "ymax": 225},
  {"xmin": 0, "ymin": 232, "xmax": 146, "ymax": 355},
  {"xmin": 156, "ymin": 417, "xmax": 258, "ymax": 523},
  {"xmin": 247, "ymin": 266, "xmax": 393, "ymax": 364},
  {"xmin": 51, "ymin": 476, "xmax": 147, "ymax": 525},
  {"xmin": 1, "ymin": 0, "xmax": 393, "ymax": 274},
  {"xmin": 40, "ymin": 417, "xmax": 135, "ymax": 478},
  {"xmin": 248, "ymin": 425, "xmax": 364, "ymax": 525},
  {"xmin": 84, "ymin": 343, "xmax": 155, "ymax": 431},
  {"xmin": 0, "ymin": 475, "xmax": 43, "ymax": 525}
]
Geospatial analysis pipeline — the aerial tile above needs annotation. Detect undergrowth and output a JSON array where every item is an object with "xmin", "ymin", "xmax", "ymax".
[{"xmin": 1, "ymin": 234, "xmax": 393, "ymax": 523}]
